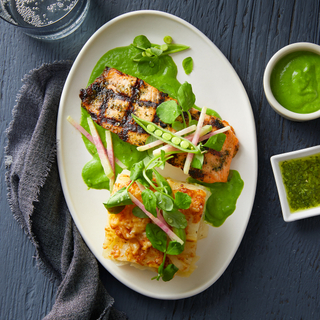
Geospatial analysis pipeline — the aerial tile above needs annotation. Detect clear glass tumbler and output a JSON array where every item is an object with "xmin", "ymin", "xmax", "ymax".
[{"xmin": 0, "ymin": 0, "xmax": 90, "ymax": 40}]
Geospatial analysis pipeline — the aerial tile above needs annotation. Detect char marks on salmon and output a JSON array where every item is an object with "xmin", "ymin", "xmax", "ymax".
[
  {"xmin": 80, "ymin": 67, "xmax": 239, "ymax": 183},
  {"xmin": 80, "ymin": 67, "xmax": 173, "ymax": 146}
]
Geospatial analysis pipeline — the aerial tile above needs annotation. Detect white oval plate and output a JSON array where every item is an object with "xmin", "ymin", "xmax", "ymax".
[{"xmin": 57, "ymin": 10, "xmax": 257, "ymax": 300}]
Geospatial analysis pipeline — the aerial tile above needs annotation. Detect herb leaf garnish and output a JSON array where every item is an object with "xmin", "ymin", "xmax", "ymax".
[
  {"xmin": 182, "ymin": 57, "xmax": 193, "ymax": 75},
  {"xmin": 131, "ymin": 35, "xmax": 189, "ymax": 76},
  {"xmin": 203, "ymin": 133, "xmax": 226, "ymax": 151},
  {"xmin": 156, "ymin": 100, "xmax": 180, "ymax": 124}
]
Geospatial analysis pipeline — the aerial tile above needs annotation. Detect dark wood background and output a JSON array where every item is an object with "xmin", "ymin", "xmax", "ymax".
[{"xmin": 1, "ymin": 1, "xmax": 320, "ymax": 319}]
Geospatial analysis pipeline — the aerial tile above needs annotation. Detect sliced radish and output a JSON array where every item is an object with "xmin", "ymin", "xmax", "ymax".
[
  {"xmin": 183, "ymin": 107, "xmax": 207, "ymax": 175},
  {"xmin": 67, "ymin": 116, "xmax": 127, "ymax": 169},
  {"xmin": 87, "ymin": 117, "xmax": 114, "ymax": 180},
  {"xmin": 128, "ymin": 192, "xmax": 184, "ymax": 244}
]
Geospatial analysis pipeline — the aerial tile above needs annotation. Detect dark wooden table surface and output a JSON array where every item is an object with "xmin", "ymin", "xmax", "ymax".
[{"xmin": 1, "ymin": 1, "xmax": 320, "ymax": 319}]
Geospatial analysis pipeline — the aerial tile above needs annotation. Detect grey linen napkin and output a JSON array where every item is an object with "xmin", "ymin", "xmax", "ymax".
[{"xmin": 5, "ymin": 61, "xmax": 127, "ymax": 320}]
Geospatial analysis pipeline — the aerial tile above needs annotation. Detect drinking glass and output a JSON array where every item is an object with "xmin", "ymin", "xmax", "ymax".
[{"xmin": 0, "ymin": 0, "xmax": 90, "ymax": 40}]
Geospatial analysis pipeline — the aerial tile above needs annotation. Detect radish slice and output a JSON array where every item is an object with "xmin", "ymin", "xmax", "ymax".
[
  {"xmin": 199, "ymin": 126, "xmax": 230, "ymax": 141},
  {"xmin": 137, "ymin": 125, "xmax": 197, "ymax": 151},
  {"xmin": 105, "ymin": 130, "xmax": 115, "ymax": 172},
  {"xmin": 67, "ymin": 116, "xmax": 127, "ymax": 169},
  {"xmin": 67, "ymin": 115, "xmax": 94, "ymax": 143},
  {"xmin": 128, "ymin": 192, "xmax": 184, "ymax": 244},
  {"xmin": 87, "ymin": 117, "xmax": 114, "ymax": 180},
  {"xmin": 105, "ymin": 130, "xmax": 115, "ymax": 191},
  {"xmin": 156, "ymin": 208, "xmax": 170, "ymax": 229},
  {"xmin": 183, "ymin": 106, "xmax": 207, "ymax": 175}
]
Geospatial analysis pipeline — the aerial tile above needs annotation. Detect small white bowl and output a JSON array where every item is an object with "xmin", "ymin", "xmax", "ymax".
[
  {"xmin": 270, "ymin": 145, "xmax": 320, "ymax": 222},
  {"xmin": 263, "ymin": 42, "xmax": 320, "ymax": 121}
]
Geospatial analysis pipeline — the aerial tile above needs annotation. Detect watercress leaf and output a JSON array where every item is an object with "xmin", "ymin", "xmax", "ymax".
[
  {"xmin": 177, "ymin": 82, "xmax": 196, "ymax": 112},
  {"xmin": 155, "ymin": 192, "xmax": 174, "ymax": 211},
  {"xmin": 173, "ymin": 227, "xmax": 186, "ymax": 244},
  {"xmin": 137, "ymin": 56, "xmax": 160, "ymax": 76},
  {"xmin": 150, "ymin": 47, "xmax": 163, "ymax": 56},
  {"xmin": 174, "ymin": 191, "xmax": 192, "ymax": 210},
  {"xmin": 166, "ymin": 240, "xmax": 184, "ymax": 255},
  {"xmin": 153, "ymin": 257, "xmax": 165, "ymax": 280},
  {"xmin": 156, "ymin": 100, "xmax": 180, "ymax": 124},
  {"xmin": 172, "ymin": 121, "xmax": 184, "ymax": 131},
  {"xmin": 132, "ymin": 206, "xmax": 149, "ymax": 218},
  {"xmin": 132, "ymin": 35, "xmax": 151, "ymax": 50},
  {"xmin": 182, "ymin": 57, "xmax": 193, "ymax": 75},
  {"xmin": 189, "ymin": 119, "xmax": 198, "ymax": 126},
  {"xmin": 193, "ymin": 105, "xmax": 222, "ymax": 119},
  {"xmin": 162, "ymin": 264, "xmax": 179, "ymax": 282},
  {"xmin": 141, "ymin": 189, "xmax": 157, "ymax": 217},
  {"xmin": 159, "ymin": 84, "xmax": 177, "ymax": 97},
  {"xmin": 203, "ymin": 133, "xmax": 226, "ymax": 151},
  {"xmin": 130, "ymin": 160, "xmax": 145, "ymax": 181},
  {"xmin": 103, "ymin": 187, "xmax": 133, "ymax": 210},
  {"xmin": 191, "ymin": 152, "xmax": 204, "ymax": 170},
  {"xmin": 163, "ymin": 209, "xmax": 188, "ymax": 229},
  {"xmin": 153, "ymin": 169, "xmax": 172, "ymax": 195},
  {"xmin": 132, "ymin": 52, "xmax": 144, "ymax": 62},
  {"xmin": 146, "ymin": 223, "xmax": 167, "ymax": 252},
  {"xmin": 104, "ymin": 205, "xmax": 125, "ymax": 214},
  {"xmin": 160, "ymin": 150, "xmax": 166, "ymax": 170}
]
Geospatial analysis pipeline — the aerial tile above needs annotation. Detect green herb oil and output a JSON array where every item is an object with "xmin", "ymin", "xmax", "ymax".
[{"xmin": 280, "ymin": 154, "xmax": 320, "ymax": 212}]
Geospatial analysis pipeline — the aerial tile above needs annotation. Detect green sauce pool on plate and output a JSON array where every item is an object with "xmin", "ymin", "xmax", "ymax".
[
  {"xmin": 80, "ymin": 42, "xmax": 243, "ymax": 226},
  {"xmin": 280, "ymin": 154, "xmax": 320, "ymax": 213},
  {"xmin": 271, "ymin": 51, "xmax": 320, "ymax": 114}
]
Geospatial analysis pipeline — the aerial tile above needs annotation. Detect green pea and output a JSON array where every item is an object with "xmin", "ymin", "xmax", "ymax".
[
  {"xmin": 147, "ymin": 124, "xmax": 156, "ymax": 132},
  {"xmin": 163, "ymin": 133, "xmax": 172, "ymax": 141},
  {"xmin": 180, "ymin": 140, "xmax": 189, "ymax": 149},
  {"xmin": 172, "ymin": 137, "xmax": 181, "ymax": 145},
  {"xmin": 155, "ymin": 129, "xmax": 163, "ymax": 137}
]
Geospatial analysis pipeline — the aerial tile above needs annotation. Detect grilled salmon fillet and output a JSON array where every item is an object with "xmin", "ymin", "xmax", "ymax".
[
  {"xmin": 80, "ymin": 67, "xmax": 239, "ymax": 183},
  {"xmin": 103, "ymin": 170, "xmax": 210, "ymax": 276}
]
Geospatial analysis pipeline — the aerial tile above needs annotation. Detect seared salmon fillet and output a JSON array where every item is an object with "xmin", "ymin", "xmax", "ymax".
[
  {"xmin": 103, "ymin": 170, "xmax": 210, "ymax": 276},
  {"xmin": 168, "ymin": 109, "xmax": 239, "ymax": 183},
  {"xmin": 80, "ymin": 67, "xmax": 239, "ymax": 183}
]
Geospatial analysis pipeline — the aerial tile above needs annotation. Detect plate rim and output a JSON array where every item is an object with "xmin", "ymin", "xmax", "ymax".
[{"xmin": 57, "ymin": 9, "xmax": 258, "ymax": 299}]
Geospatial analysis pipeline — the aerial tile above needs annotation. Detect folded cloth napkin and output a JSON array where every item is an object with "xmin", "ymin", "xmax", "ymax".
[{"xmin": 5, "ymin": 61, "xmax": 127, "ymax": 320}]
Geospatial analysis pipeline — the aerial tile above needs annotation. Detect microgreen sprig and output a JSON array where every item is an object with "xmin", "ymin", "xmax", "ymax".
[
  {"xmin": 131, "ymin": 35, "xmax": 189, "ymax": 76},
  {"xmin": 155, "ymin": 81, "xmax": 196, "ymax": 129}
]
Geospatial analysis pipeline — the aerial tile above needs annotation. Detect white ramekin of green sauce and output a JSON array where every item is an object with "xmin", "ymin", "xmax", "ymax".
[
  {"xmin": 264, "ymin": 42, "xmax": 320, "ymax": 121},
  {"xmin": 271, "ymin": 145, "xmax": 320, "ymax": 222}
]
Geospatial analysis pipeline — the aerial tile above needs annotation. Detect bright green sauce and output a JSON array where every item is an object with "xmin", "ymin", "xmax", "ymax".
[
  {"xmin": 80, "ymin": 43, "xmax": 243, "ymax": 226},
  {"xmin": 188, "ymin": 170, "xmax": 244, "ymax": 227},
  {"xmin": 280, "ymin": 154, "xmax": 320, "ymax": 212},
  {"xmin": 271, "ymin": 51, "xmax": 320, "ymax": 114}
]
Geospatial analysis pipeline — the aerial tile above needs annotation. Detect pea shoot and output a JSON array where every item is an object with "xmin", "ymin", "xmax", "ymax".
[{"xmin": 131, "ymin": 35, "xmax": 189, "ymax": 76}]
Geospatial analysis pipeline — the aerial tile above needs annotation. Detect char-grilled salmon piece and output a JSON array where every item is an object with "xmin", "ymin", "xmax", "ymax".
[
  {"xmin": 80, "ymin": 67, "xmax": 239, "ymax": 184},
  {"xmin": 168, "ymin": 109, "xmax": 239, "ymax": 183},
  {"xmin": 80, "ymin": 67, "xmax": 173, "ymax": 146}
]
